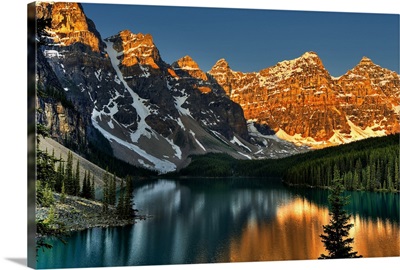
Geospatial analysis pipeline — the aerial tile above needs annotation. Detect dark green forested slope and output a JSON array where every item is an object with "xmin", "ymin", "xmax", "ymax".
[
  {"xmin": 174, "ymin": 152, "xmax": 300, "ymax": 177},
  {"xmin": 174, "ymin": 134, "xmax": 399, "ymax": 192},
  {"xmin": 283, "ymin": 134, "xmax": 399, "ymax": 192}
]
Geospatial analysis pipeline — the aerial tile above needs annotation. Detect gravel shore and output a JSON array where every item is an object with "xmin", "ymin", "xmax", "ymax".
[{"xmin": 36, "ymin": 193, "xmax": 139, "ymax": 237}]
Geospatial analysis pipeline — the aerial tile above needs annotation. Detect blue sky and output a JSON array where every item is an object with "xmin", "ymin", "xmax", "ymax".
[{"xmin": 81, "ymin": 3, "xmax": 399, "ymax": 77}]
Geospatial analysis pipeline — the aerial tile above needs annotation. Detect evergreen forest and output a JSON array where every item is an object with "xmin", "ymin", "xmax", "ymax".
[{"xmin": 175, "ymin": 134, "xmax": 399, "ymax": 192}]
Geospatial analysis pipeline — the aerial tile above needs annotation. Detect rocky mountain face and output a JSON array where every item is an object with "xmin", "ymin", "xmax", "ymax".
[
  {"xmin": 336, "ymin": 57, "xmax": 400, "ymax": 136},
  {"xmin": 36, "ymin": 2, "xmax": 103, "ymax": 52},
  {"xmin": 36, "ymin": 2, "xmax": 397, "ymax": 173},
  {"xmin": 35, "ymin": 2, "xmax": 305, "ymax": 173},
  {"xmin": 209, "ymin": 52, "xmax": 400, "ymax": 147},
  {"xmin": 172, "ymin": 55, "xmax": 209, "ymax": 82},
  {"xmin": 36, "ymin": 2, "xmax": 122, "ymax": 153}
]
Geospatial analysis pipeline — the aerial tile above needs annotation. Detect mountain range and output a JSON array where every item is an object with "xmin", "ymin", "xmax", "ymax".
[
  {"xmin": 209, "ymin": 52, "xmax": 400, "ymax": 147},
  {"xmin": 35, "ymin": 2, "xmax": 400, "ymax": 173}
]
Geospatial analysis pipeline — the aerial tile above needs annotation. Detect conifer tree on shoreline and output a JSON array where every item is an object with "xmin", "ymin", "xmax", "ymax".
[
  {"xmin": 74, "ymin": 159, "xmax": 80, "ymax": 196},
  {"xmin": 102, "ymin": 169, "xmax": 110, "ymax": 212},
  {"xmin": 91, "ymin": 174, "xmax": 95, "ymax": 200},
  {"xmin": 319, "ymin": 166, "xmax": 362, "ymax": 259}
]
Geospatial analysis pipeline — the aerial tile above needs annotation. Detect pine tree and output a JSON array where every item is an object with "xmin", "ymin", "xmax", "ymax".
[
  {"xmin": 376, "ymin": 160, "xmax": 382, "ymax": 190},
  {"xmin": 41, "ymin": 183, "xmax": 55, "ymax": 207},
  {"xmin": 36, "ymin": 139, "xmax": 60, "ymax": 207},
  {"xmin": 117, "ymin": 179, "xmax": 125, "ymax": 218},
  {"xmin": 65, "ymin": 151, "xmax": 74, "ymax": 195},
  {"xmin": 370, "ymin": 162, "xmax": 376, "ymax": 191},
  {"xmin": 102, "ymin": 170, "xmax": 110, "ymax": 212},
  {"xmin": 90, "ymin": 174, "xmax": 95, "ymax": 200},
  {"xmin": 60, "ymin": 181, "xmax": 66, "ymax": 203},
  {"xmin": 86, "ymin": 170, "xmax": 90, "ymax": 197},
  {"xmin": 386, "ymin": 170, "xmax": 394, "ymax": 192},
  {"xmin": 352, "ymin": 171, "xmax": 359, "ymax": 191},
  {"xmin": 394, "ymin": 158, "xmax": 399, "ymax": 190},
  {"xmin": 123, "ymin": 175, "xmax": 135, "ymax": 218},
  {"xmin": 361, "ymin": 167, "xmax": 367, "ymax": 190},
  {"xmin": 81, "ymin": 170, "xmax": 88, "ymax": 198},
  {"xmin": 366, "ymin": 165, "xmax": 372, "ymax": 191},
  {"xmin": 74, "ymin": 159, "xmax": 81, "ymax": 196},
  {"xmin": 81, "ymin": 170, "xmax": 95, "ymax": 199},
  {"xmin": 36, "ymin": 147, "xmax": 57, "ymax": 190},
  {"xmin": 326, "ymin": 165, "xmax": 332, "ymax": 187},
  {"xmin": 333, "ymin": 164, "xmax": 340, "ymax": 183},
  {"xmin": 55, "ymin": 154, "xmax": 64, "ymax": 192},
  {"xmin": 355, "ymin": 159, "xmax": 362, "ymax": 184},
  {"xmin": 319, "ymin": 168, "xmax": 362, "ymax": 259},
  {"xmin": 110, "ymin": 173, "xmax": 117, "ymax": 206}
]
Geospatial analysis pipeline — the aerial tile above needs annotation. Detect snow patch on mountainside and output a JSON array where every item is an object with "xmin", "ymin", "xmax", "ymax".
[
  {"xmin": 230, "ymin": 136, "xmax": 251, "ymax": 152},
  {"xmin": 393, "ymin": 105, "xmax": 400, "ymax": 114},
  {"xmin": 189, "ymin": 130, "xmax": 206, "ymax": 151},
  {"xmin": 346, "ymin": 117, "xmax": 386, "ymax": 140},
  {"xmin": 165, "ymin": 138, "xmax": 182, "ymax": 159},
  {"xmin": 88, "ymin": 40, "xmax": 182, "ymax": 173},
  {"xmin": 276, "ymin": 129, "xmax": 327, "ymax": 148},
  {"xmin": 275, "ymin": 117, "xmax": 387, "ymax": 148},
  {"xmin": 174, "ymin": 94, "xmax": 191, "ymax": 116},
  {"xmin": 276, "ymin": 120, "xmax": 386, "ymax": 149},
  {"xmin": 91, "ymin": 110, "xmax": 176, "ymax": 173},
  {"xmin": 248, "ymin": 122, "xmax": 283, "ymax": 143},
  {"xmin": 104, "ymin": 40, "xmax": 154, "ymax": 143},
  {"xmin": 328, "ymin": 130, "xmax": 352, "ymax": 144},
  {"xmin": 246, "ymin": 122, "xmax": 309, "ymax": 157},
  {"xmin": 266, "ymin": 52, "xmax": 319, "ymax": 82},
  {"xmin": 328, "ymin": 118, "xmax": 387, "ymax": 145},
  {"xmin": 238, "ymin": 152, "xmax": 252, "ymax": 159},
  {"xmin": 210, "ymin": 130, "xmax": 230, "ymax": 145}
]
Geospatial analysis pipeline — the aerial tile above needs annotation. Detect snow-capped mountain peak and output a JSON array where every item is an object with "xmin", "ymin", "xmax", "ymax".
[
  {"xmin": 209, "ymin": 51, "xmax": 400, "ymax": 147},
  {"xmin": 36, "ymin": 2, "xmax": 398, "ymax": 174}
]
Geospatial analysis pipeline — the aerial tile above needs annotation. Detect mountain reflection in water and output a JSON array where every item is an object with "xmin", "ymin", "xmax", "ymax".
[{"xmin": 37, "ymin": 178, "xmax": 400, "ymax": 269}]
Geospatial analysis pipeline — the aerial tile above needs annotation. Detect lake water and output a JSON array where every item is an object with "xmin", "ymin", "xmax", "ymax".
[{"xmin": 37, "ymin": 178, "xmax": 400, "ymax": 268}]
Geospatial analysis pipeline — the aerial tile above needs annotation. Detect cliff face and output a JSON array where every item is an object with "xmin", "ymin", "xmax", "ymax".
[
  {"xmin": 337, "ymin": 57, "xmax": 400, "ymax": 134},
  {"xmin": 112, "ymin": 30, "xmax": 162, "ymax": 69},
  {"xmin": 37, "ymin": 2, "xmax": 295, "ymax": 173},
  {"xmin": 36, "ymin": 2, "xmax": 103, "ymax": 52},
  {"xmin": 209, "ymin": 52, "xmax": 400, "ymax": 147},
  {"xmin": 35, "ymin": 2, "xmax": 397, "ymax": 171},
  {"xmin": 172, "ymin": 55, "xmax": 209, "ymax": 81}
]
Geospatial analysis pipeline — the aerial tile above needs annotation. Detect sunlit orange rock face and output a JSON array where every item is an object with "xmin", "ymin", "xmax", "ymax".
[
  {"xmin": 172, "ymin": 56, "xmax": 218, "ymax": 95},
  {"xmin": 337, "ymin": 57, "xmax": 400, "ymax": 133},
  {"xmin": 117, "ymin": 30, "xmax": 161, "ymax": 69},
  {"xmin": 167, "ymin": 68, "xmax": 179, "ymax": 78},
  {"xmin": 209, "ymin": 52, "xmax": 400, "ymax": 146},
  {"xmin": 196, "ymin": 86, "xmax": 212, "ymax": 94},
  {"xmin": 36, "ymin": 2, "xmax": 101, "ymax": 52},
  {"xmin": 172, "ymin": 55, "xmax": 209, "ymax": 81}
]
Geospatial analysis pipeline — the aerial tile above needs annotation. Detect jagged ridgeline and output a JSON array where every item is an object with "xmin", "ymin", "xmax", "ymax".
[
  {"xmin": 35, "ymin": 2, "xmax": 400, "ymax": 174},
  {"xmin": 36, "ymin": 2, "xmax": 290, "ymax": 175},
  {"xmin": 210, "ymin": 53, "xmax": 400, "ymax": 147}
]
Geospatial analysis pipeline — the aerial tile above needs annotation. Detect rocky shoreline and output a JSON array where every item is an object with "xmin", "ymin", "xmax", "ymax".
[{"xmin": 36, "ymin": 193, "xmax": 145, "ymax": 238}]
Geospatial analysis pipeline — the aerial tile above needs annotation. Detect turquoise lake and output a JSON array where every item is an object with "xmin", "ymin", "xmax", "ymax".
[{"xmin": 37, "ymin": 178, "xmax": 400, "ymax": 268}]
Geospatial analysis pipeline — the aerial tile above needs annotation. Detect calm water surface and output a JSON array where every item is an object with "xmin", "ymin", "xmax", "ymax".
[{"xmin": 37, "ymin": 178, "xmax": 400, "ymax": 268}]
